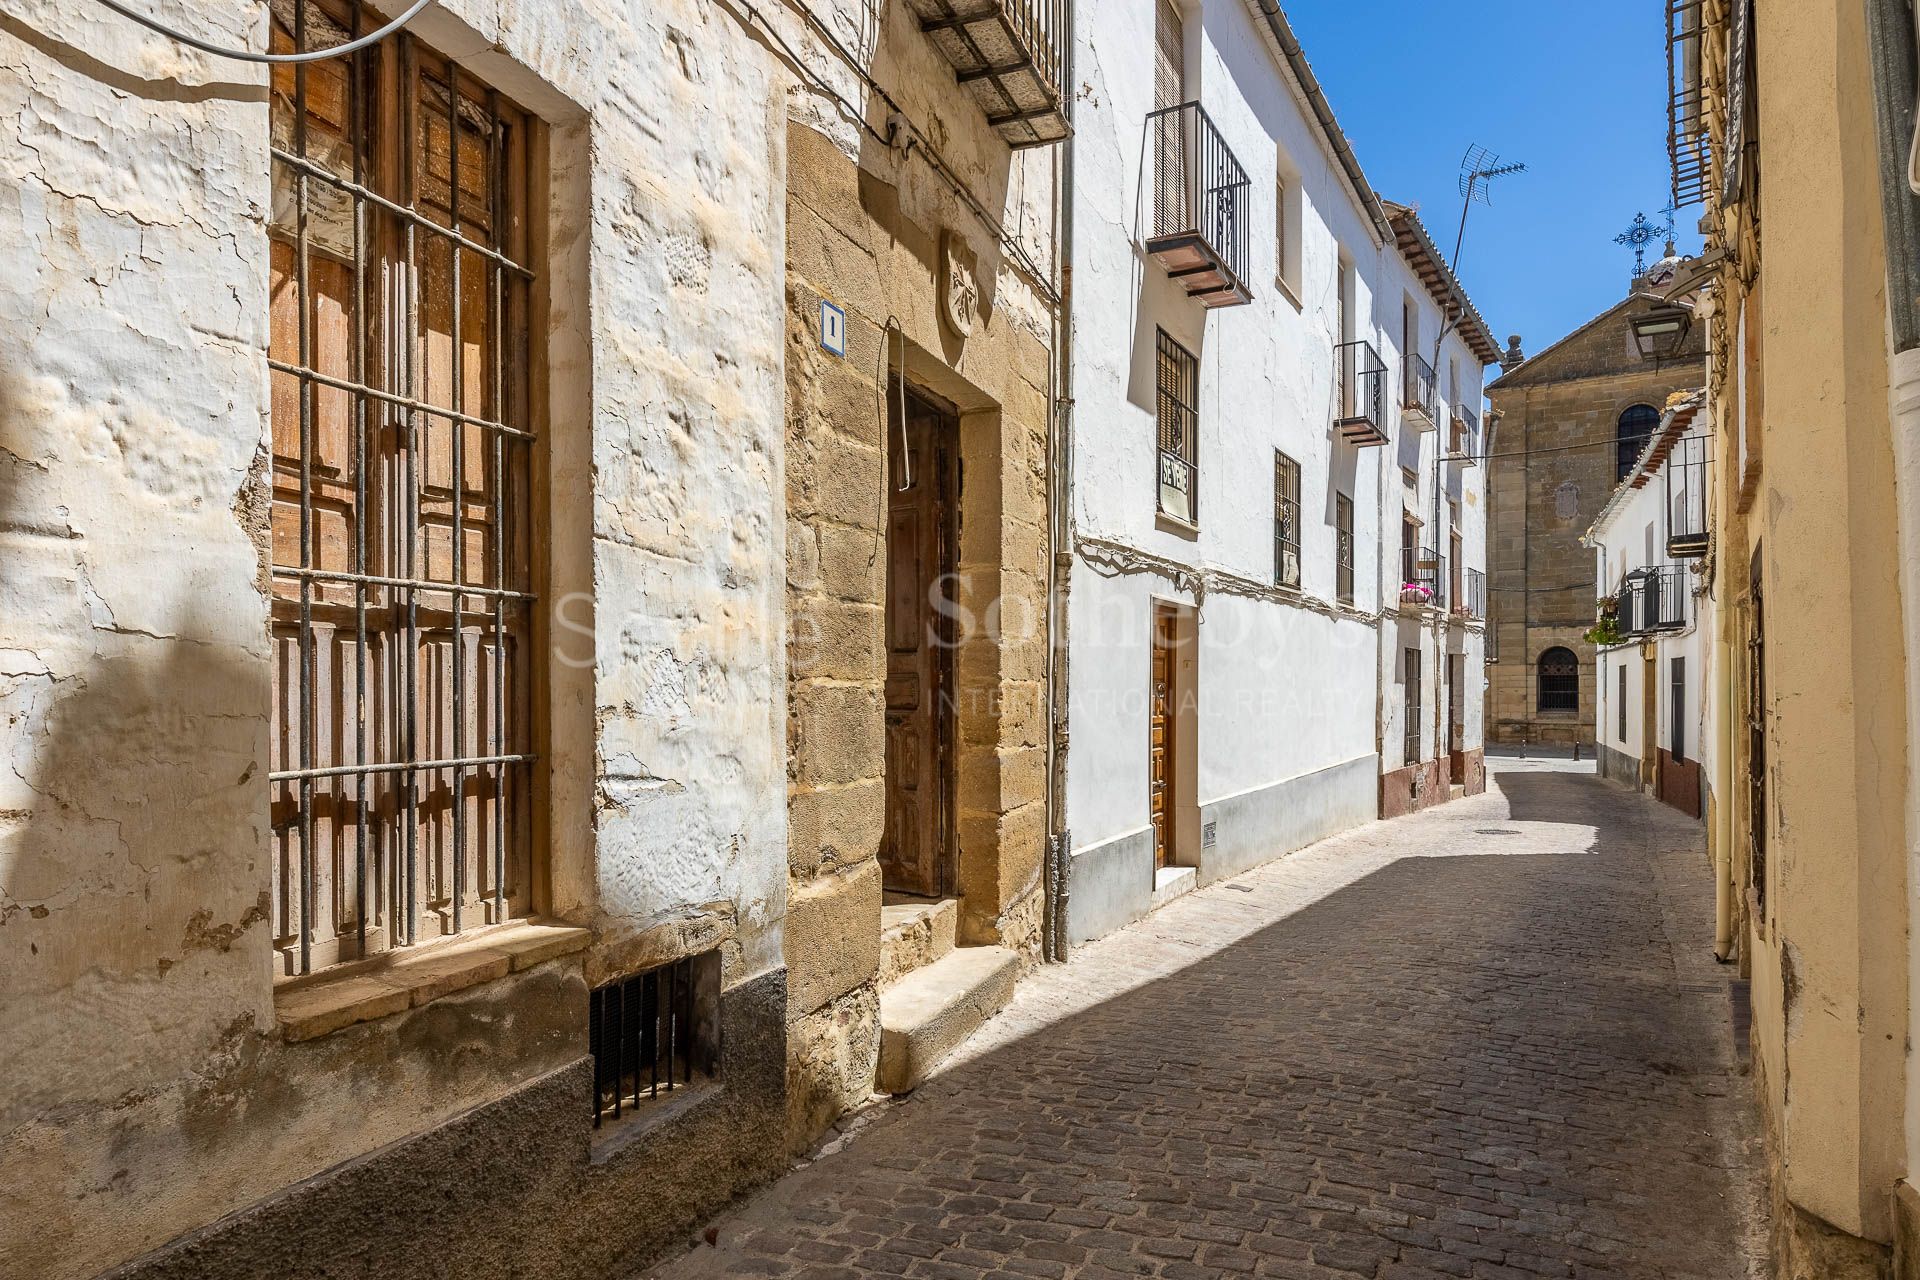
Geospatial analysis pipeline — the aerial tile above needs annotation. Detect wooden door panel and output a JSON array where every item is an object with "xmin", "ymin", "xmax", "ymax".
[
  {"xmin": 1150, "ymin": 613, "xmax": 1175, "ymax": 870},
  {"xmin": 881, "ymin": 391, "xmax": 953, "ymax": 897}
]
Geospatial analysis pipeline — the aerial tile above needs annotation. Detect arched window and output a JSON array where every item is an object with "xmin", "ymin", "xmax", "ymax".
[
  {"xmin": 1539, "ymin": 647, "xmax": 1580, "ymax": 713},
  {"xmin": 1617, "ymin": 404, "xmax": 1660, "ymax": 480}
]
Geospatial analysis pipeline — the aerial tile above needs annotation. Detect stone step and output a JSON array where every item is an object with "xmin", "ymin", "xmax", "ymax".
[
  {"xmin": 877, "ymin": 945, "xmax": 1020, "ymax": 1094},
  {"xmin": 878, "ymin": 896, "xmax": 958, "ymax": 989}
]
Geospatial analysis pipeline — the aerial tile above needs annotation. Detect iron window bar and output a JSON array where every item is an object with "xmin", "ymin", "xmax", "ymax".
[
  {"xmin": 590, "ymin": 957, "xmax": 701, "ymax": 1127},
  {"xmin": 1403, "ymin": 350, "xmax": 1437, "ymax": 428},
  {"xmin": 1144, "ymin": 101, "xmax": 1253, "ymax": 307},
  {"xmin": 1335, "ymin": 340, "xmax": 1388, "ymax": 445},
  {"xmin": 1335, "ymin": 494, "xmax": 1355, "ymax": 606},
  {"xmin": 1155, "ymin": 328, "xmax": 1200, "ymax": 523},
  {"xmin": 1273, "ymin": 451, "xmax": 1301, "ymax": 589},
  {"xmin": 1539, "ymin": 649, "xmax": 1580, "ymax": 713},
  {"xmin": 268, "ymin": 4, "xmax": 537, "ymax": 978},
  {"xmin": 1404, "ymin": 650, "xmax": 1422, "ymax": 765}
]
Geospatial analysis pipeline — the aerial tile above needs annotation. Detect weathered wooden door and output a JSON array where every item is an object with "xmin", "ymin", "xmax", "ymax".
[
  {"xmin": 881, "ymin": 387, "xmax": 956, "ymax": 897},
  {"xmin": 1149, "ymin": 609, "xmax": 1177, "ymax": 870}
]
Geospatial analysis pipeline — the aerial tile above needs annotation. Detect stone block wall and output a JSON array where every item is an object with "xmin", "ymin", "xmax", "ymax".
[
  {"xmin": 778, "ymin": 25, "xmax": 1054, "ymax": 1146},
  {"xmin": 1485, "ymin": 302, "xmax": 1706, "ymax": 749}
]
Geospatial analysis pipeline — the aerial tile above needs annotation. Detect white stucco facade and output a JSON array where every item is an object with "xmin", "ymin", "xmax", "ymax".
[
  {"xmin": 1588, "ymin": 397, "xmax": 1716, "ymax": 819},
  {"xmin": 1060, "ymin": 0, "xmax": 1493, "ymax": 945}
]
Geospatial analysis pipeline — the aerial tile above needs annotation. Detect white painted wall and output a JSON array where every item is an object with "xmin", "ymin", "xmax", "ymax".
[
  {"xmin": 1589, "ymin": 423, "xmax": 1716, "ymax": 786},
  {"xmin": 1064, "ymin": 0, "xmax": 1396, "ymax": 876},
  {"xmin": 1374, "ymin": 276, "xmax": 1491, "ymax": 776},
  {"xmin": 1064, "ymin": 0, "xmax": 1490, "ymax": 898}
]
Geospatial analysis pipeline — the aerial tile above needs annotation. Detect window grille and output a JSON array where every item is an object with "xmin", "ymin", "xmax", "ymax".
[
  {"xmin": 267, "ymin": 0, "xmax": 539, "ymax": 977},
  {"xmin": 1334, "ymin": 494, "xmax": 1354, "ymax": 605},
  {"xmin": 1155, "ymin": 329, "xmax": 1199, "ymax": 523},
  {"xmin": 1539, "ymin": 647, "xmax": 1580, "ymax": 714},
  {"xmin": 1273, "ymin": 451, "xmax": 1300, "ymax": 589},
  {"xmin": 1404, "ymin": 648, "xmax": 1422, "ymax": 765},
  {"xmin": 589, "ymin": 956, "xmax": 710, "ymax": 1127}
]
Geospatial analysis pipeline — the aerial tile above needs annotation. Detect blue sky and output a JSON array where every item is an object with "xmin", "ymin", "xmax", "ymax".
[{"xmin": 1283, "ymin": 1, "xmax": 1700, "ymax": 361}]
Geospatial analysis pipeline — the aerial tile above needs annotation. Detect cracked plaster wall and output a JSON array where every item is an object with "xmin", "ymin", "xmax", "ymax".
[{"xmin": 0, "ymin": 0, "xmax": 795, "ymax": 1273}]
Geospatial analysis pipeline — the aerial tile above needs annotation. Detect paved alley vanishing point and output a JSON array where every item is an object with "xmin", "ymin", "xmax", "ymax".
[{"xmin": 649, "ymin": 758, "xmax": 1763, "ymax": 1280}]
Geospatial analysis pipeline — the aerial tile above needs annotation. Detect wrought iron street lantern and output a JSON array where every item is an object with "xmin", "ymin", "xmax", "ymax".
[{"xmin": 1631, "ymin": 303, "xmax": 1694, "ymax": 360}]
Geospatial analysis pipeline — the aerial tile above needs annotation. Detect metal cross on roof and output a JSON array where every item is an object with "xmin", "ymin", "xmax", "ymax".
[{"xmin": 1615, "ymin": 208, "xmax": 1678, "ymax": 280}]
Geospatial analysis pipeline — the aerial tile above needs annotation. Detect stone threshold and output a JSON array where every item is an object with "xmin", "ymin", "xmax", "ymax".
[{"xmin": 274, "ymin": 920, "xmax": 592, "ymax": 1043}]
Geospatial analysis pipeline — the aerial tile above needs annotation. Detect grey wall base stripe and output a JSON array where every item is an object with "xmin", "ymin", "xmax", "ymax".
[{"xmin": 108, "ymin": 968, "xmax": 788, "ymax": 1280}]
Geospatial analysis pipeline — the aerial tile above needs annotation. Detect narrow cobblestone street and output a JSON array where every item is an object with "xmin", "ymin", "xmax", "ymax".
[{"xmin": 648, "ymin": 758, "xmax": 1764, "ymax": 1280}]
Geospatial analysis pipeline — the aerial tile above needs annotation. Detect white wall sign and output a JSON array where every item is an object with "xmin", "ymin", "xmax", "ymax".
[{"xmin": 819, "ymin": 300, "xmax": 846, "ymax": 357}]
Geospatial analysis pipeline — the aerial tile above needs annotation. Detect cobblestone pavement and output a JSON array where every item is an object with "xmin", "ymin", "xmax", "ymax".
[{"xmin": 647, "ymin": 757, "xmax": 1764, "ymax": 1280}]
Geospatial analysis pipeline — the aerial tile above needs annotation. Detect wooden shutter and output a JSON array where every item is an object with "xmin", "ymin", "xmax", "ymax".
[{"xmin": 1155, "ymin": 0, "xmax": 1184, "ymax": 112}]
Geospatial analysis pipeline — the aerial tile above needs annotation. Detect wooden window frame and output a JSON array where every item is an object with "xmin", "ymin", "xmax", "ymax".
[{"xmin": 267, "ymin": 0, "xmax": 547, "ymax": 979}]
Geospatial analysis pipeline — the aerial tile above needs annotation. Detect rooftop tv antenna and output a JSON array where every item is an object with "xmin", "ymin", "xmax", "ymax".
[{"xmin": 1451, "ymin": 144, "xmax": 1528, "ymax": 273}]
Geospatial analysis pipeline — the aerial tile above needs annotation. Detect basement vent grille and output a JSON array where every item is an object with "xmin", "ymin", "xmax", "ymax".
[{"xmin": 589, "ymin": 953, "xmax": 716, "ymax": 1127}]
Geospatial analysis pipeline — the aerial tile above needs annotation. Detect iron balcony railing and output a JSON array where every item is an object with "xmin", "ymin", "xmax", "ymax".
[
  {"xmin": 1336, "ymin": 340, "xmax": 1389, "ymax": 445},
  {"xmin": 1145, "ymin": 102, "xmax": 1252, "ymax": 307},
  {"xmin": 1401, "ymin": 545, "xmax": 1443, "ymax": 609},
  {"xmin": 1667, "ymin": 433, "xmax": 1711, "ymax": 557},
  {"xmin": 1403, "ymin": 351, "xmax": 1437, "ymax": 428},
  {"xmin": 1461, "ymin": 568, "xmax": 1486, "ymax": 621},
  {"xmin": 1621, "ymin": 566, "xmax": 1691, "ymax": 635},
  {"xmin": 906, "ymin": 0, "xmax": 1069, "ymax": 147},
  {"xmin": 1448, "ymin": 404, "xmax": 1480, "ymax": 464},
  {"xmin": 1667, "ymin": 0, "xmax": 1711, "ymax": 208}
]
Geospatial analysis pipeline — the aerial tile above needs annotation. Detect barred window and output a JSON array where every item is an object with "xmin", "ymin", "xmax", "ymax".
[
  {"xmin": 268, "ymin": 0, "xmax": 541, "ymax": 978},
  {"xmin": 1155, "ymin": 329, "xmax": 1199, "ymax": 524},
  {"xmin": 1539, "ymin": 647, "xmax": 1580, "ymax": 714},
  {"xmin": 1404, "ymin": 648, "xmax": 1422, "ymax": 764},
  {"xmin": 1334, "ymin": 493, "xmax": 1354, "ymax": 605},
  {"xmin": 1273, "ymin": 451, "xmax": 1300, "ymax": 588}
]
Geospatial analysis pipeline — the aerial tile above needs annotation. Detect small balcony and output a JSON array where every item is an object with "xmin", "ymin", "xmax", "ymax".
[
  {"xmin": 1403, "ymin": 352, "xmax": 1437, "ymax": 430},
  {"xmin": 1447, "ymin": 405, "xmax": 1480, "ymax": 466},
  {"xmin": 1621, "ymin": 566, "xmax": 1690, "ymax": 634},
  {"xmin": 1457, "ymin": 568, "xmax": 1485, "ymax": 622},
  {"xmin": 1401, "ymin": 545, "xmax": 1443, "ymax": 610},
  {"xmin": 1145, "ymin": 102, "xmax": 1252, "ymax": 308},
  {"xmin": 1666, "ymin": 434, "xmax": 1711, "ymax": 558},
  {"xmin": 1336, "ymin": 340, "xmax": 1389, "ymax": 446},
  {"xmin": 905, "ymin": 0, "xmax": 1069, "ymax": 147}
]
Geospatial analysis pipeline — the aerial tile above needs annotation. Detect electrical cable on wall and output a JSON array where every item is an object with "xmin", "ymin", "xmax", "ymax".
[{"xmin": 86, "ymin": 0, "xmax": 435, "ymax": 62}]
